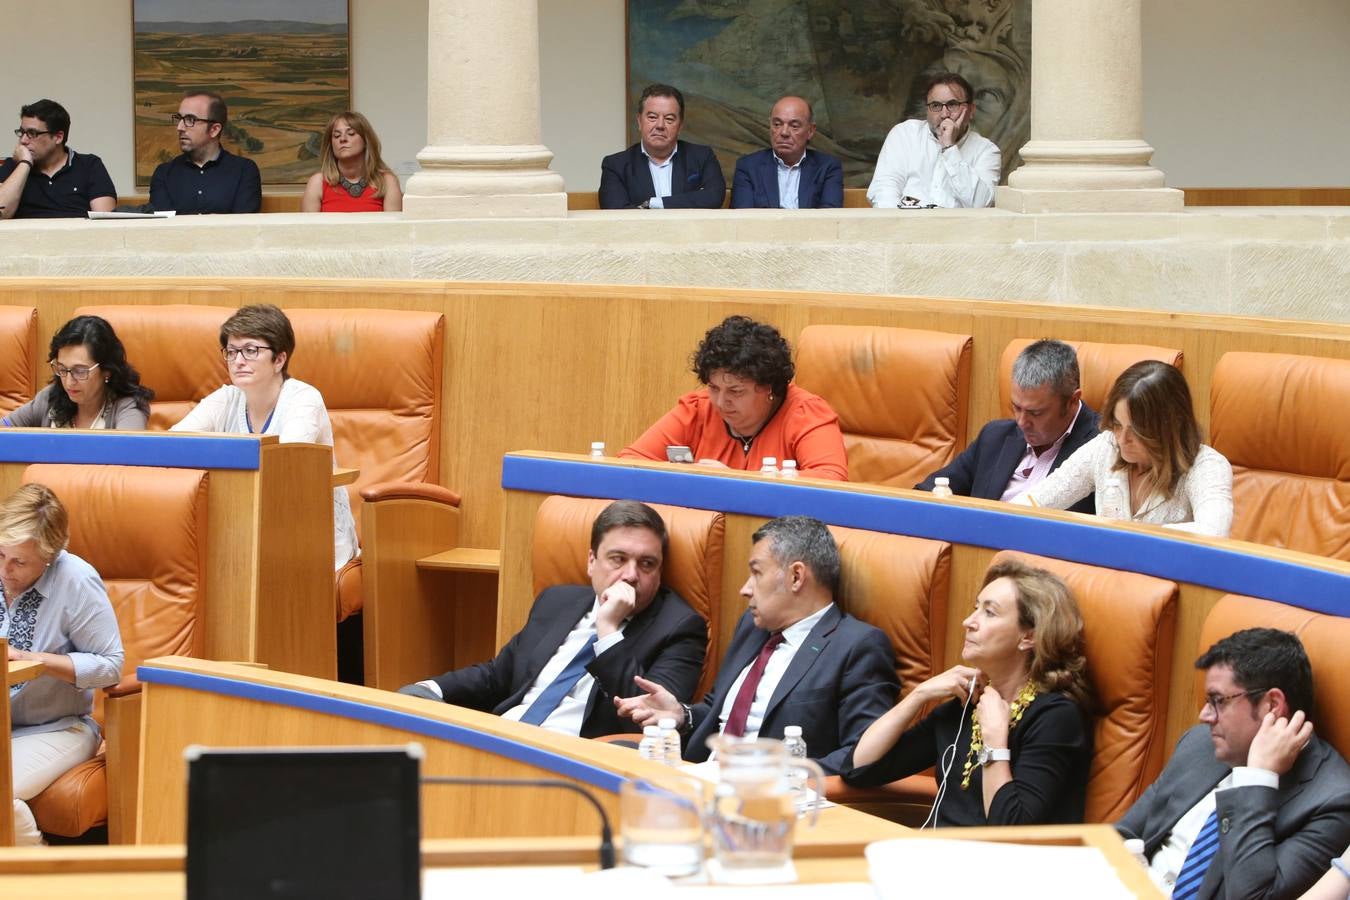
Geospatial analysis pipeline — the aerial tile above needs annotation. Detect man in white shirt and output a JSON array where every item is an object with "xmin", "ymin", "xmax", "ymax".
[
  {"xmin": 866, "ymin": 71, "xmax": 1000, "ymax": 208},
  {"xmin": 615, "ymin": 515, "xmax": 898, "ymax": 775},
  {"xmin": 1116, "ymin": 629, "xmax": 1350, "ymax": 899},
  {"xmin": 397, "ymin": 500, "xmax": 707, "ymax": 739}
]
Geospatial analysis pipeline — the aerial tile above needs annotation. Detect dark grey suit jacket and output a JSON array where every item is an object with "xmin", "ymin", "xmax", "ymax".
[
  {"xmin": 419, "ymin": 583, "xmax": 707, "ymax": 738},
  {"xmin": 1116, "ymin": 724, "xmax": 1350, "ymax": 900},
  {"xmin": 683, "ymin": 605, "xmax": 898, "ymax": 775},
  {"xmin": 598, "ymin": 140, "xmax": 725, "ymax": 210}
]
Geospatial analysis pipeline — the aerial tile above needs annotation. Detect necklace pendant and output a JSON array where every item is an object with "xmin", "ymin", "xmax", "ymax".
[{"xmin": 340, "ymin": 177, "xmax": 366, "ymax": 198}]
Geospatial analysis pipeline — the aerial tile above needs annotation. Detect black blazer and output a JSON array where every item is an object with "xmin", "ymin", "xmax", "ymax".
[
  {"xmin": 917, "ymin": 403, "xmax": 1101, "ymax": 514},
  {"xmin": 429, "ymin": 583, "xmax": 707, "ymax": 738},
  {"xmin": 684, "ymin": 605, "xmax": 898, "ymax": 775},
  {"xmin": 598, "ymin": 140, "xmax": 725, "ymax": 210},
  {"xmin": 730, "ymin": 148, "xmax": 844, "ymax": 209}
]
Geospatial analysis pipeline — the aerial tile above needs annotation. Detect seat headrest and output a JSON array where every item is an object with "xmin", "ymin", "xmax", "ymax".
[
  {"xmin": 999, "ymin": 339, "xmax": 1183, "ymax": 417},
  {"xmin": 0, "ymin": 305, "xmax": 37, "ymax": 417}
]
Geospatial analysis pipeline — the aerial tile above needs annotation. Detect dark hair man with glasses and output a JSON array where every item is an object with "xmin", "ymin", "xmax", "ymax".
[
  {"xmin": 866, "ymin": 71, "xmax": 1000, "ymax": 209},
  {"xmin": 0, "ymin": 99, "xmax": 116, "ymax": 219},
  {"xmin": 149, "ymin": 91, "xmax": 261, "ymax": 215},
  {"xmin": 1116, "ymin": 628, "xmax": 1350, "ymax": 899}
]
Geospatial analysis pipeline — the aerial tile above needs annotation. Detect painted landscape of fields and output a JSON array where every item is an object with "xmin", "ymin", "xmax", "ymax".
[{"xmin": 133, "ymin": 16, "xmax": 349, "ymax": 186}]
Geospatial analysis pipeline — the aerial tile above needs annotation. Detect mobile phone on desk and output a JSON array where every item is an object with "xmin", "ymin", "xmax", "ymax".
[{"xmin": 666, "ymin": 445, "xmax": 694, "ymax": 464}]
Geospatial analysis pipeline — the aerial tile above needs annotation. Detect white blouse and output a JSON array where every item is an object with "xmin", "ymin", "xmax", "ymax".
[
  {"xmin": 1022, "ymin": 431, "xmax": 1234, "ymax": 538},
  {"xmin": 171, "ymin": 378, "xmax": 359, "ymax": 569}
]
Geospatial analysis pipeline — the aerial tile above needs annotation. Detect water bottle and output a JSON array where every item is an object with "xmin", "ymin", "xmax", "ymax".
[
  {"xmin": 779, "ymin": 459, "xmax": 799, "ymax": 479},
  {"xmin": 658, "ymin": 717, "xmax": 682, "ymax": 766},
  {"xmin": 931, "ymin": 476, "xmax": 954, "ymax": 499},
  {"xmin": 1123, "ymin": 838, "xmax": 1148, "ymax": 868},
  {"xmin": 589, "ymin": 441, "xmax": 605, "ymax": 458},
  {"xmin": 759, "ymin": 456, "xmax": 778, "ymax": 476},
  {"xmin": 783, "ymin": 725, "xmax": 808, "ymax": 801},
  {"xmin": 1099, "ymin": 476, "xmax": 1126, "ymax": 519},
  {"xmin": 638, "ymin": 725, "xmax": 665, "ymax": 762}
]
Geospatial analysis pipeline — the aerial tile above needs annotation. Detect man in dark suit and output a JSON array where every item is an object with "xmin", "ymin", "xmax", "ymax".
[
  {"xmin": 598, "ymin": 83, "xmax": 724, "ymax": 210},
  {"xmin": 918, "ymin": 339, "xmax": 1099, "ymax": 513},
  {"xmin": 731, "ymin": 96, "xmax": 843, "ymax": 209},
  {"xmin": 398, "ymin": 500, "xmax": 706, "ymax": 739},
  {"xmin": 1117, "ymin": 628, "xmax": 1350, "ymax": 900},
  {"xmin": 616, "ymin": 515, "xmax": 898, "ymax": 775}
]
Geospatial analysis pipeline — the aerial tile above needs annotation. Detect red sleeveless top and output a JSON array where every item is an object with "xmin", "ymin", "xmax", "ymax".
[{"xmin": 320, "ymin": 179, "xmax": 385, "ymax": 212}]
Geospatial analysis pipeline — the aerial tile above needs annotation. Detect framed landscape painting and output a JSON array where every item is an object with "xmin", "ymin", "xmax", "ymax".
[
  {"xmin": 132, "ymin": 0, "xmax": 351, "ymax": 186},
  {"xmin": 627, "ymin": 0, "xmax": 1030, "ymax": 187}
]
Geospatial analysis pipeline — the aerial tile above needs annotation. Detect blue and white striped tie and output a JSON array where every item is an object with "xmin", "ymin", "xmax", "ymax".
[{"xmin": 1172, "ymin": 809, "xmax": 1220, "ymax": 900}]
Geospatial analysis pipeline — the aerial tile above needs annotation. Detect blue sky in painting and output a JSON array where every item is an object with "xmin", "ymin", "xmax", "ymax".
[
  {"xmin": 134, "ymin": 0, "xmax": 346, "ymax": 24},
  {"xmin": 628, "ymin": 0, "xmax": 729, "ymax": 86}
]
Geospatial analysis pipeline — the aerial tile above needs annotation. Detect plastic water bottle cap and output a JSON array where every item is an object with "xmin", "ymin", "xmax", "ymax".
[
  {"xmin": 590, "ymin": 441, "xmax": 605, "ymax": 451},
  {"xmin": 658, "ymin": 718, "xmax": 677, "ymax": 730},
  {"xmin": 762, "ymin": 457, "xmax": 777, "ymax": 466},
  {"xmin": 644, "ymin": 725, "xmax": 662, "ymax": 737},
  {"xmin": 782, "ymin": 460, "xmax": 797, "ymax": 469},
  {"xmin": 934, "ymin": 477, "xmax": 950, "ymax": 486},
  {"xmin": 1122, "ymin": 839, "xmax": 1144, "ymax": 855},
  {"xmin": 783, "ymin": 725, "xmax": 802, "ymax": 737}
]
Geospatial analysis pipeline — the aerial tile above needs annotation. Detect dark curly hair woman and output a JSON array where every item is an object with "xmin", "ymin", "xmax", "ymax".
[
  {"xmin": 2, "ymin": 316, "xmax": 153, "ymax": 430},
  {"xmin": 620, "ymin": 315, "xmax": 847, "ymax": 479}
]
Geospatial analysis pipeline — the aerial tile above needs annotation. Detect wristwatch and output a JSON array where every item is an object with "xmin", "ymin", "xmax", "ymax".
[{"xmin": 977, "ymin": 747, "xmax": 1011, "ymax": 766}]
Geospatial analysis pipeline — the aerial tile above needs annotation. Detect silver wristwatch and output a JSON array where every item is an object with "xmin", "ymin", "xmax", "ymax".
[{"xmin": 977, "ymin": 747, "xmax": 1011, "ymax": 766}]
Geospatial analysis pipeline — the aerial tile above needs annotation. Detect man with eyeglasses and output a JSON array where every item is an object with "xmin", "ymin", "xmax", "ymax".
[
  {"xmin": 866, "ymin": 72, "xmax": 1000, "ymax": 209},
  {"xmin": 1117, "ymin": 628, "xmax": 1350, "ymax": 899},
  {"xmin": 0, "ymin": 99, "xmax": 116, "ymax": 219},
  {"xmin": 149, "ymin": 91, "xmax": 261, "ymax": 215}
]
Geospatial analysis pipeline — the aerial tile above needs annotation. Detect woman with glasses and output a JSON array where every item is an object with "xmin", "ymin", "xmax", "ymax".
[
  {"xmin": 169, "ymin": 304, "xmax": 357, "ymax": 570},
  {"xmin": 301, "ymin": 111, "xmax": 402, "ymax": 213},
  {"xmin": 1014, "ymin": 360, "xmax": 1233, "ymax": 537},
  {"xmin": 1, "ymin": 315, "xmax": 152, "ymax": 429}
]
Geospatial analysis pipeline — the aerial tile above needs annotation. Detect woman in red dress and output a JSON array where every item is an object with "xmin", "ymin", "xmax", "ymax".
[{"xmin": 301, "ymin": 111, "xmax": 403, "ymax": 212}]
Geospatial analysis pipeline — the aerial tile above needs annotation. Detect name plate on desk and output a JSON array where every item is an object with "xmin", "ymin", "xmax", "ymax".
[{"xmin": 0, "ymin": 429, "xmax": 272, "ymax": 470}]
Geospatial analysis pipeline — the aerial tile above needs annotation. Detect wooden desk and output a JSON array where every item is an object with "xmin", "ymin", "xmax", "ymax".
[
  {"xmin": 416, "ymin": 547, "xmax": 501, "ymax": 573},
  {"xmin": 5, "ymin": 658, "xmax": 43, "ymax": 688},
  {"xmin": 332, "ymin": 466, "xmax": 359, "ymax": 487}
]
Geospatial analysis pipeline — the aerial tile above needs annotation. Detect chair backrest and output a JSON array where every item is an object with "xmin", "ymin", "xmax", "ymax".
[
  {"xmin": 73, "ymin": 304, "xmax": 232, "ymax": 430},
  {"xmin": 530, "ymin": 495, "xmax": 724, "ymax": 696},
  {"xmin": 829, "ymin": 526, "xmax": 950, "ymax": 696},
  {"xmin": 0, "ymin": 305, "xmax": 38, "ymax": 418},
  {"xmin": 21, "ymin": 463, "xmax": 209, "ymax": 722},
  {"xmin": 284, "ymin": 308, "xmax": 445, "ymax": 536},
  {"xmin": 989, "ymin": 550, "xmax": 1178, "ymax": 823},
  {"xmin": 1198, "ymin": 594, "xmax": 1350, "ymax": 761},
  {"xmin": 1210, "ymin": 351, "xmax": 1350, "ymax": 560},
  {"xmin": 795, "ymin": 324, "xmax": 972, "ymax": 487},
  {"xmin": 998, "ymin": 338, "xmax": 1184, "ymax": 417}
]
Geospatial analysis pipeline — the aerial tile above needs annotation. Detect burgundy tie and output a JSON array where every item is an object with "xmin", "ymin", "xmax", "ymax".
[{"xmin": 723, "ymin": 632, "xmax": 785, "ymax": 738}]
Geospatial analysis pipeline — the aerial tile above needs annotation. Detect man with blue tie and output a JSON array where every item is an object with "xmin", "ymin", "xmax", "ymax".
[
  {"xmin": 598, "ymin": 84, "xmax": 725, "ymax": 210},
  {"xmin": 397, "ymin": 500, "xmax": 706, "ymax": 739},
  {"xmin": 731, "ymin": 96, "xmax": 843, "ymax": 210},
  {"xmin": 1116, "ymin": 629, "xmax": 1350, "ymax": 899}
]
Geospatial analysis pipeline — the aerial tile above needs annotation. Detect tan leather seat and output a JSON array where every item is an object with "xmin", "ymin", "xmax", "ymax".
[
  {"xmin": 20, "ymin": 463, "xmax": 208, "ymax": 840},
  {"xmin": 530, "ymin": 495, "xmax": 724, "ymax": 698},
  {"xmin": 1210, "ymin": 351, "xmax": 1350, "ymax": 561},
  {"xmin": 1198, "ymin": 595, "xmax": 1350, "ymax": 760},
  {"xmin": 999, "ymin": 338, "xmax": 1183, "ymax": 416},
  {"xmin": 795, "ymin": 324, "xmax": 972, "ymax": 486},
  {"xmin": 0, "ymin": 305, "xmax": 39, "ymax": 418}
]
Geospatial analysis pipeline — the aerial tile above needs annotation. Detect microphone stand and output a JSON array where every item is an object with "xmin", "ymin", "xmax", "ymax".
[{"xmin": 422, "ymin": 775, "xmax": 617, "ymax": 869}]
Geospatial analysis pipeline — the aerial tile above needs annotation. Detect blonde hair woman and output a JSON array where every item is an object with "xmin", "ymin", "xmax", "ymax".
[
  {"xmin": 2, "ymin": 484, "xmax": 123, "ymax": 845},
  {"xmin": 301, "ymin": 111, "xmax": 402, "ymax": 212},
  {"xmin": 846, "ymin": 559, "xmax": 1093, "ymax": 827}
]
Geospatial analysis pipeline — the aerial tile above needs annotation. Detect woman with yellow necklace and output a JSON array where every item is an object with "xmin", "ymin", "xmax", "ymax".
[{"xmin": 845, "ymin": 559, "xmax": 1094, "ymax": 826}]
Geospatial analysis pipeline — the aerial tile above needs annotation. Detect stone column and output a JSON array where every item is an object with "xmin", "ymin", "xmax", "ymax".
[
  {"xmin": 403, "ymin": 0, "xmax": 567, "ymax": 218},
  {"xmin": 997, "ymin": 0, "xmax": 1182, "ymax": 212}
]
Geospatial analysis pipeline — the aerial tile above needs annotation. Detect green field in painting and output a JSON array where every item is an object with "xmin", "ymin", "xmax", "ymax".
[{"xmin": 134, "ymin": 30, "xmax": 349, "ymax": 186}]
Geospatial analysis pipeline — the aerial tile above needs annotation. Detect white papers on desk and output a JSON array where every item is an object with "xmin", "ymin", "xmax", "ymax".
[
  {"xmin": 424, "ymin": 865, "xmax": 876, "ymax": 899},
  {"xmin": 866, "ymin": 837, "xmax": 1136, "ymax": 900},
  {"xmin": 88, "ymin": 210, "xmax": 176, "ymax": 219}
]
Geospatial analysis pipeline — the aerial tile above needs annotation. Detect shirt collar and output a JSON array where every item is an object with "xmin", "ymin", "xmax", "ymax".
[
  {"xmin": 640, "ymin": 142, "xmax": 678, "ymax": 166},
  {"xmin": 774, "ymin": 149, "xmax": 807, "ymax": 171},
  {"xmin": 779, "ymin": 602, "xmax": 833, "ymax": 649}
]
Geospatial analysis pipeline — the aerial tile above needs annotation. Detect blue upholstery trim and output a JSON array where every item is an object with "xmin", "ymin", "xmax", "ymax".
[
  {"xmin": 501, "ymin": 455, "xmax": 1350, "ymax": 617},
  {"xmin": 0, "ymin": 431, "xmax": 261, "ymax": 470},
  {"xmin": 137, "ymin": 665, "xmax": 627, "ymax": 793}
]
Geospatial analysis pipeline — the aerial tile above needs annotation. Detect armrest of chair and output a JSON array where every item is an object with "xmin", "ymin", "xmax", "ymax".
[
  {"xmin": 103, "ymin": 688, "xmax": 143, "ymax": 844},
  {"xmin": 361, "ymin": 481, "xmax": 462, "ymax": 507}
]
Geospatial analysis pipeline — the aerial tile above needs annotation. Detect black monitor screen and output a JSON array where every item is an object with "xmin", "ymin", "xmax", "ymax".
[{"xmin": 186, "ymin": 745, "xmax": 421, "ymax": 900}]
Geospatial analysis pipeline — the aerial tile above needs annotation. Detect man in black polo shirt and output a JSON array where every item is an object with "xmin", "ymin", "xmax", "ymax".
[
  {"xmin": 0, "ymin": 99, "xmax": 117, "ymax": 219},
  {"xmin": 149, "ymin": 91, "xmax": 261, "ymax": 214}
]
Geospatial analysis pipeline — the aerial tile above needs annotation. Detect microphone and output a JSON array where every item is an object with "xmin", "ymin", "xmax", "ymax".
[{"xmin": 422, "ymin": 775, "xmax": 616, "ymax": 869}]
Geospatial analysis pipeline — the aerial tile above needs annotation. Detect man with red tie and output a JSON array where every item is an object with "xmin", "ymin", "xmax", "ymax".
[{"xmin": 616, "ymin": 515, "xmax": 898, "ymax": 774}]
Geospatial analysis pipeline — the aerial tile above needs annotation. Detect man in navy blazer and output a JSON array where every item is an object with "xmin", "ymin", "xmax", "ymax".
[
  {"xmin": 615, "ymin": 516, "xmax": 898, "ymax": 775},
  {"xmin": 731, "ymin": 96, "xmax": 843, "ymax": 209},
  {"xmin": 918, "ymin": 339, "xmax": 1099, "ymax": 514},
  {"xmin": 397, "ymin": 500, "xmax": 706, "ymax": 739},
  {"xmin": 599, "ymin": 83, "xmax": 724, "ymax": 210}
]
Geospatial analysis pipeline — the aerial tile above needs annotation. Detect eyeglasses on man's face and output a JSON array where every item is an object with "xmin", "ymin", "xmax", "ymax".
[
  {"xmin": 170, "ymin": 114, "xmax": 217, "ymax": 128},
  {"xmin": 1203, "ymin": 686, "xmax": 1268, "ymax": 716},
  {"xmin": 14, "ymin": 128, "xmax": 52, "ymax": 140},
  {"xmin": 222, "ymin": 344, "xmax": 273, "ymax": 362},
  {"xmin": 926, "ymin": 100, "xmax": 970, "ymax": 114},
  {"xmin": 50, "ymin": 362, "xmax": 100, "ymax": 382}
]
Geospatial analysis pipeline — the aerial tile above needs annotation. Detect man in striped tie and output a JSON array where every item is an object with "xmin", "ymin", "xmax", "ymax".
[
  {"xmin": 1116, "ymin": 629, "xmax": 1350, "ymax": 899},
  {"xmin": 397, "ymin": 500, "xmax": 706, "ymax": 738}
]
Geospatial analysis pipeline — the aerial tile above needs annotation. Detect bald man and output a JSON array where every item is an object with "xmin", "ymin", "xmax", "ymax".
[{"xmin": 731, "ymin": 96, "xmax": 843, "ymax": 209}]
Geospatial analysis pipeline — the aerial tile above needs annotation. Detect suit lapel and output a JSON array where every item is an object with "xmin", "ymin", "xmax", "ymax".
[
  {"xmin": 764, "ymin": 153, "xmax": 781, "ymax": 208},
  {"xmin": 630, "ymin": 144, "xmax": 656, "ymax": 204},
  {"xmin": 710, "ymin": 614, "xmax": 771, "ymax": 709},
  {"xmin": 762, "ymin": 605, "xmax": 841, "ymax": 723},
  {"xmin": 796, "ymin": 152, "xmax": 816, "ymax": 207},
  {"xmin": 984, "ymin": 428, "xmax": 1029, "ymax": 498},
  {"xmin": 522, "ymin": 588, "xmax": 593, "ymax": 688},
  {"xmin": 670, "ymin": 141, "xmax": 689, "ymax": 196}
]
